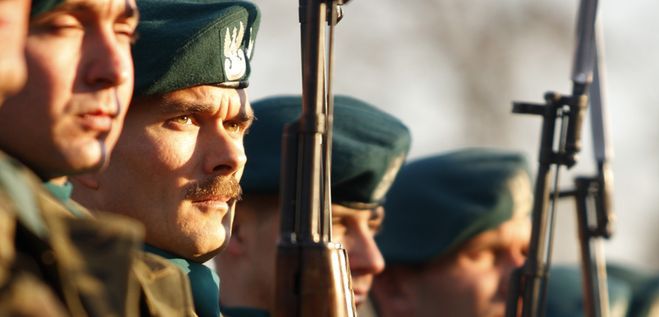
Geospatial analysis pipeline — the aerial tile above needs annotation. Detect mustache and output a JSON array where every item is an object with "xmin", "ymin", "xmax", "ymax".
[{"xmin": 184, "ymin": 176, "xmax": 242, "ymax": 202}]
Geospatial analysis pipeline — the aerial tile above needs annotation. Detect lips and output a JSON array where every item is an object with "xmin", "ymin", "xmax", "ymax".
[
  {"xmin": 76, "ymin": 99, "xmax": 119, "ymax": 134},
  {"xmin": 352, "ymin": 287, "xmax": 368, "ymax": 307},
  {"xmin": 78, "ymin": 112, "xmax": 114, "ymax": 132},
  {"xmin": 191, "ymin": 196, "xmax": 232, "ymax": 211}
]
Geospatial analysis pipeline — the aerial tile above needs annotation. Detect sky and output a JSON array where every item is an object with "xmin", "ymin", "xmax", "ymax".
[{"xmin": 249, "ymin": 0, "xmax": 659, "ymax": 272}]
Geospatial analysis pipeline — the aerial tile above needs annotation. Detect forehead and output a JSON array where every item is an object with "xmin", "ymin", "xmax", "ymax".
[
  {"xmin": 332, "ymin": 204, "xmax": 383, "ymax": 220},
  {"xmin": 48, "ymin": 0, "xmax": 137, "ymax": 19},
  {"xmin": 156, "ymin": 85, "xmax": 251, "ymax": 114},
  {"xmin": 461, "ymin": 215, "xmax": 531, "ymax": 251}
]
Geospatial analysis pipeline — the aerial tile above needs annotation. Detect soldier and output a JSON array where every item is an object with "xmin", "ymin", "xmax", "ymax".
[
  {"xmin": 0, "ymin": 0, "xmax": 154, "ymax": 316},
  {"xmin": 370, "ymin": 149, "xmax": 533, "ymax": 317},
  {"xmin": 544, "ymin": 264, "xmax": 632, "ymax": 317},
  {"xmin": 0, "ymin": 0, "xmax": 29, "ymax": 103},
  {"xmin": 212, "ymin": 95, "xmax": 411, "ymax": 316},
  {"xmin": 0, "ymin": 0, "xmax": 65, "ymax": 315},
  {"xmin": 0, "ymin": 0, "xmax": 137, "ymax": 183},
  {"xmin": 71, "ymin": 1, "xmax": 261, "ymax": 316}
]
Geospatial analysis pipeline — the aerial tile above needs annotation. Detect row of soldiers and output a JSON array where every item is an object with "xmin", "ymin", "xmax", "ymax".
[{"xmin": 1, "ymin": 0, "xmax": 658, "ymax": 317}]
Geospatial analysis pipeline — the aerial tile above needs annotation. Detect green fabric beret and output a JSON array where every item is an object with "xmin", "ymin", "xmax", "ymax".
[
  {"xmin": 607, "ymin": 263, "xmax": 659, "ymax": 317},
  {"xmin": 30, "ymin": 0, "xmax": 64, "ymax": 17},
  {"xmin": 546, "ymin": 265, "xmax": 631, "ymax": 317},
  {"xmin": 241, "ymin": 95, "xmax": 411, "ymax": 209},
  {"xmin": 376, "ymin": 148, "xmax": 533, "ymax": 264},
  {"xmin": 133, "ymin": 0, "xmax": 260, "ymax": 96}
]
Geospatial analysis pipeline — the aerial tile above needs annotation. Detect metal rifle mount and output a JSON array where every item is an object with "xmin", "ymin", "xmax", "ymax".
[
  {"xmin": 505, "ymin": 0, "xmax": 600, "ymax": 316},
  {"xmin": 273, "ymin": 1, "xmax": 356, "ymax": 317},
  {"xmin": 558, "ymin": 28, "xmax": 615, "ymax": 317}
]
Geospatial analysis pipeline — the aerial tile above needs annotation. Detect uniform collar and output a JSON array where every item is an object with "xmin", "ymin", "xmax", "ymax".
[
  {"xmin": 143, "ymin": 244, "xmax": 221, "ymax": 317},
  {"xmin": 43, "ymin": 180, "xmax": 87, "ymax": 218}
]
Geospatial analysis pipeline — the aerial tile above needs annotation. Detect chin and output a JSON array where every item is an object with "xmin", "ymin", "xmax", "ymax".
[
  {"xmin": 60, "ymin": 139, "xmax": 107, "ymax": 175},
  {"xmin": 190, "ymin": 231, "xmax": 228, "ymax": 263}
]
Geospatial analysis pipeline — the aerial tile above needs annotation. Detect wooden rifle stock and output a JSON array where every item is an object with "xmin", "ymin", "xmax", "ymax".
[
  {"xmin": 275, "ymin": 243, "xmax": 354, "ymax": 317},
  {"xmin": 273, "ymin": 1, "xmax": 356, "ymax": 316}
]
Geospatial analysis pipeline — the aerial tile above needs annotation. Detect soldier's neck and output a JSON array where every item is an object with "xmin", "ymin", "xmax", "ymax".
[{"xmin": 48, "ymin": 176, "xmax": 68, "ymax": 185}]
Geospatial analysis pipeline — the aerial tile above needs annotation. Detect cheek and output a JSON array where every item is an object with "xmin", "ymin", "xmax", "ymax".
[
  {"xmin": 25, "ymin": 37, "xmax": 76, "ymax": 107},
  {"xmin": 144, "ymin": 128, "xmax": 197, "ymax": 173},
  {"xmin": 111, "ymin": 124, "xmax": 192, "ymax": 195},
  {"xmin": 117, "ymin": 49, "xmax": 134, "ymax": 108},
  {"xmin": 425, "ymin": 260, "xmax": 500, "ymax": 305}
]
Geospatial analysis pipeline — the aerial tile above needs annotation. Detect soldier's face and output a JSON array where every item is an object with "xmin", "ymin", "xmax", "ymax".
[
  {"xmin": 0, "ymin": 0, "xmax": 137, "ymax": 178},
  {"xmin": 408, "ymin": 215, "xmax": 530, "ymax": 317},
  {"xmin": 332, "ymin": 204, "xmax": 386, "ymax": 307},
  {"xmin": 217, "ymin": 198, "xmax": 385, "ymax": 309},
  {"xmin": 0, "ymin": 0, "xmax": 30, "ymax": 102},
  {"xmin": 89, "ymin": 86, "xmax": 253, "ymax": 262}
]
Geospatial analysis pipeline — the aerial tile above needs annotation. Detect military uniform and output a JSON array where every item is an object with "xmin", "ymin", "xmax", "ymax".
[
  {"xmin": 129, "ymin": 1, "xmax": 261, "ymax": 316},
  {"xmin": 0, "ymin": 0, "xmax": 200, "ymax": 315},
  {"xmin": 0, "ymin": 152, "xmax": 68, "ymax": 317},
  {"xmin": 367, "ymin": 149, "xmax": 534, "ymax": 317},
  {"xmin": 218, "ymin": 95, "xmax": 411, "ymax": 317},
  {"xmin": 0, "ymin": 151, "xmax": 143, "ymax": 317},
  {"xmin": 545, "ymin": 264, "xmax": 632, "ymax": 317},
  {"xmin": 376, "ymin": 149, "xmax": 534, "ymax": 264},
  {"xmin": 43, "ymin": 179, "xmax": 197, "ymax": 317}
]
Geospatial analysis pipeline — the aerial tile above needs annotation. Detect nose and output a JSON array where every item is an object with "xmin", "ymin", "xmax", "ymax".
[
  {"xmin": 203, "ymin": 129, "xmax": 246, "ymax": 177},
  {"xmin": 498, "ymin": 247, "xmax": 527, "ymax": 298},
  {"xmin": 84, "ymin": 28, "xmax": 130, "ymax": 89},
  {"xmin": 347, "ymin": 224, "xmax": 386, "ymax": 277}
]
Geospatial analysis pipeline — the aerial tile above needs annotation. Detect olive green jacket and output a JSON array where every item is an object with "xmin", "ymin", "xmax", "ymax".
[{"xmin": 0, "ymin": 152, "xmax": 197, "ymax": 317}]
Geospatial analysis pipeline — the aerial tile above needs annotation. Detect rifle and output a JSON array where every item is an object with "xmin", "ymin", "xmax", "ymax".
[
  {"xmin": 505, "ymin": 0, "xmax": 600, "ymax": 316},
  {"xmin": 560, "ymin": 28, "xmax": 614, "ymax": 317},
  {"xmin": 273, "ymin": 1, "xmax": 356, "ymax": 316}
]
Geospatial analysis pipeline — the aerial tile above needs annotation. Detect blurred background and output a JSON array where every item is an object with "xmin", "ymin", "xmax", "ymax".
[{"xmin": 248, "ymin": 0, "xmax": 659, "ymax": 271}]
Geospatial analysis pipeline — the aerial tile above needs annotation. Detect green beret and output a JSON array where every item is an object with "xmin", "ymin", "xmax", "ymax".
[
  {"xmin": 546, "ymin": 265, "xmax": 632, "ymax": 317},
  {"xmin": 607, "ymin": 263, "xmax": 659, "ymax": 317},
  {"xmin": 376, "ymin": 148, "xmax": 533, "ymax": 264},
  {"xmin": 30, "ymin": 0, "xmax": 64, "ymax": 17},
  {"xmin": 133, "ymin": 0, "xmax": 260, "ymax": 96},
  {"xmin": 242, "ymin": 95, "xmax": 411, "ymax": 209}
]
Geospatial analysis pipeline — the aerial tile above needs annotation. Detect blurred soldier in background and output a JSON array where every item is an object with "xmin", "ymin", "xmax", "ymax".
[
  {"xmin": 369, "ymin": 149, "xmax": 532, "ymax": 317},
  {"xmin": 214, "ymin": 95, "xmax": 411, "ymax": 317},
  {"xmin": 72, "ymin": 1, "xmax": 261, "ymax": 316}
]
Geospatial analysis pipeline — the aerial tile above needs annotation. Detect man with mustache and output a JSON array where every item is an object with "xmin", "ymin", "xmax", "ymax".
[
  {"xmin": 369, "ymin": 149, "xmax": 532, "ymax": 317},
  {"xmin": 0, "ymin": 0, "xmax": 163, "ymax": 316},
  {"xmin": 72, "ymin": 1, "xmax": 260, "ymax": 316},
  {"xmin": 213, "ymin": 95, "xmax": 411, "ymax": 316}
]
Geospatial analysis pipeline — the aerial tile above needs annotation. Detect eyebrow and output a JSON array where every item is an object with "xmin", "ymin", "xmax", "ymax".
[
  {"xmin": 331, "ymin": 206, "xmax": 384, "ymax": 221},
  {"xmin": 232, "ymin": 107, "xmax": 256, "ymax": 128},
  {"xmin": 158, "ymin": 99, "xmax": 216, "ymax": 115},
  {"xmin": 369, "ymin": 207, "xmax": 384, "ymax": 221},
  {"xmin": 159, "ymin": 99, "xmax": 255, "ymax": 125},
  {"xmin": 464, "ymin": 232, "xmax": 504, "ymax": 252}
]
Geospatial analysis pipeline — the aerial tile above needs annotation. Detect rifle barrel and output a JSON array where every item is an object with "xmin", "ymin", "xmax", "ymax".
[{"xmin": 571, "ymin": 0, "xmax": 599, "ymax": 86}]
